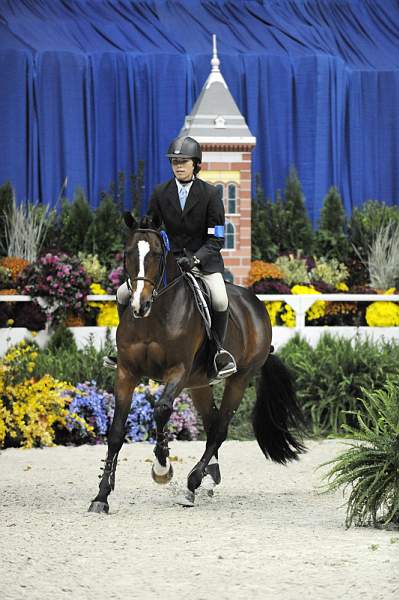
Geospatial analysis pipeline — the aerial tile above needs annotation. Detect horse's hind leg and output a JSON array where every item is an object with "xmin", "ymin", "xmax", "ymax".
[
  {"xmin": 189, "ymin": 386, "xmax": 221, "ymax": 497},
  {"xmin": 185, "ymin": 372, "xmax": 252, "ymax": 503},
  {"xmin": 88, "ymin": 367, "xmax": 138, "ymax": 514}
]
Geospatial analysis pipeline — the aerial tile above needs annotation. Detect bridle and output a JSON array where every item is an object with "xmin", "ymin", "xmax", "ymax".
[
  {"xmin": 124, "ymin": 228, "xmax": 168, "ymax": 302},
  {"xmin": 124, "ymin": 228, "xmax": 185, "ymax": 305}
]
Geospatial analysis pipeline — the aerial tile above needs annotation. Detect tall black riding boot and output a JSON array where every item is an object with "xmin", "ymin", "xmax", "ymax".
[
  {"xmin": 103, "ymin": 302, "xmax": 129, "ymax": 369},
  {"xmin": 212, "ymin": 309, "xmax": 237, "ymax": 379}
]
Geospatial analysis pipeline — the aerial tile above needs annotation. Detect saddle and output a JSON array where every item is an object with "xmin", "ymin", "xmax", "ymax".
[
  {"xmin": 184, "ymin": 272, "xmax": 212, "ymax": 340},
  {"xmin": 184, "ymin": 273, "xmax": 236, "ymax": 383}
]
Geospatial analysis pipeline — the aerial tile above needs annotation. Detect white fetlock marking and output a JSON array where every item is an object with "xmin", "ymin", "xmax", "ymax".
[
  {"xmin": 153, "ymin": 458, "xmax": 170, "ymax": 476},
  {"xmin": 201, "ymin": 474, "xmax": 216, "ymax": 492}
]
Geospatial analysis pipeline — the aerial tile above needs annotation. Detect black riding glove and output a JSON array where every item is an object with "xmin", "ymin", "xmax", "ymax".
[{"xmin": 177, "ymin": 255, "xmax": 200, "ymax": 272}]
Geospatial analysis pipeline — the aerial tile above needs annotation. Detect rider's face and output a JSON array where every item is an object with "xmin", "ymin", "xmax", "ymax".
[{"xmin": 171, "ymin": 158, "xmax": 195, "ymax": 182}]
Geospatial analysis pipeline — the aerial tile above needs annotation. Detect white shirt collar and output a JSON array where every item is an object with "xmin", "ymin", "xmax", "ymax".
[{"xmin": 175, "ymin": 178, "xmax": 194, "ymax": 195}]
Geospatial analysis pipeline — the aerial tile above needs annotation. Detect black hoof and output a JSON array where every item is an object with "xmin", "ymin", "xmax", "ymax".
[
  {"xmin": 151, "ymin": 462, "xmax": 174, "ymax": 485},
  {"xmin": 88, "ymin": 501, "xmax": 109, "ymax": 514}
]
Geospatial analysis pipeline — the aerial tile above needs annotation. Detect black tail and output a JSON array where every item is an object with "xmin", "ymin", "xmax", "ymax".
[{"xmin": 252, "ymin": 353, "xmax": 306, "ymax": 464}]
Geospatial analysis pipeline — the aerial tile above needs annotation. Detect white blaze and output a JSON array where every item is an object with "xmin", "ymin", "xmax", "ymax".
[{"xmin": 131, "ymin": 240, "xmax": 150, "ymax": 311}]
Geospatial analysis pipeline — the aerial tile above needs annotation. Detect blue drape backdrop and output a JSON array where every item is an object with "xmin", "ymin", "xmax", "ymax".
[{"xmin": 0, "ymin": 0, "xmax": 398, "ymax": 223}]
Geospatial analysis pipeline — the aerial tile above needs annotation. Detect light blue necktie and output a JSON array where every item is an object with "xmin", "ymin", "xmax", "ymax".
[{"xmin": 179, "ymin": 185, "xmax": 188, "ymax": 210}]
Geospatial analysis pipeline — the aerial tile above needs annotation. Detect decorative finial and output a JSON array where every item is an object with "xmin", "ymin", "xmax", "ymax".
[
  {"xmin": 205, "ymin": 33, "xmax": 227, "ymax": 89},
  {"xmin": 211, "ymin": 34, "xmax": 220, "ymax": 72}
]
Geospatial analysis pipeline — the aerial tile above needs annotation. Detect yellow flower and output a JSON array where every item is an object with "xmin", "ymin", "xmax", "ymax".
[
  {"xmin": 96, "ymin": 303, "xmax": 119, "ymax": 327},
  {"xmin": 336, "ymin": 282, "xmax": 349, "ymax": 292},
  {"xmin": 264, "ymin": 301, "xmax": 296, "ymax": 327},
  {"xmin": 0, "ymin": 374, "xmax": 77, "ymax": 448},
  {"xmin": 6, "ymin": 319, "xmax": 14, "ymax": 327},
  {"xmin": 366, "ymin": 302, "xmax": 399, "ymax": 327},
  {"xmin": 265, "ymin": 301, "xmax": 283, "ymax": 326},
  {"xmin": 280, "ymin": 304, "xmax": 296, "ymax": 327},
  {"xmin": 90, "ymin": 282, "xmax": 106, "ymax": 295},
  {"xmin": 291, "ymin": 284, "xmax": 326, "ymax": 321}
]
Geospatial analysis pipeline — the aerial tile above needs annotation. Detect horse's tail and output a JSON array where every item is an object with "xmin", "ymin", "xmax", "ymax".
[{"xmin": 252, "ymin": 353, "xmax": 306, "ymax": 464}]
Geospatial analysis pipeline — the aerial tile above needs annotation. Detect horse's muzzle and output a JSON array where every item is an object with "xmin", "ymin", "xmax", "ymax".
[{"xmin": 132, "ymin": 300, "xmax": 152, "ymax": 318}]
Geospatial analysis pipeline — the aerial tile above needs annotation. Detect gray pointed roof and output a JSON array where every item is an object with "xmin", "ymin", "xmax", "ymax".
[{"xmin": 179, "ymin": 36, "xmax": 255, "ymax": 145}]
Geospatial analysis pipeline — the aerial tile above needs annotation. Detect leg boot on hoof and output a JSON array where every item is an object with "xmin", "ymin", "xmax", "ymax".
[
  {"xmin": 151, "ymin": 461, "xmax": 174, "ymax": 485},
  {"xmin": 88, "ymin": 500, "xmax": 109, "ymax": 514},
  {"xmin": 200, "ymin": 462, "xmax": 221, "ymax": 497}
]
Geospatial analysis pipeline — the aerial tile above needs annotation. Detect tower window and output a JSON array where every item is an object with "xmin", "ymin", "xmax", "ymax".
[
  {"xmin": 225, "ymin": 221, "xmax": 235, "ymax": 249},
  {"xmin": 227, "ymin": 184, "xmax": 236, "ymax": 214},
  {"xmin": 215, "ymin": 183, "xmax": 224, "ymax": 202}
]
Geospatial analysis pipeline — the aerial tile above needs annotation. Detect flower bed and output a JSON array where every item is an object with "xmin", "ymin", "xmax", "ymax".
[{"xmin": 0, "ymin": 340, "xmax": 199, "ymax": 449}]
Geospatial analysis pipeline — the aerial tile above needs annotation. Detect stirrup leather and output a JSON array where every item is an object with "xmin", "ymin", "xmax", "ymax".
[{"xmin": 213, "ymin": 349, "xmax": 237, "ymax": 379}]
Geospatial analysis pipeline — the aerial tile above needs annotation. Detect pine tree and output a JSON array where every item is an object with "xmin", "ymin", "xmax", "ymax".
[
  {"xmin": 60, "ymin": 189, "xmax": 94, "ymax": 256},
  {"xmin": 86, "ymin": 193, "xmax": 124, "ymax": 268},
  {"xmin": 283, "ymin": 166, "xmax": 313, "ymax": 254},
  {"xmin": 314, "ymin": 186, "xmax": 350, "ymax": 261},
  {"xmin": 251, "ymin": 176, "xmax": 282, "ymax": 262}
]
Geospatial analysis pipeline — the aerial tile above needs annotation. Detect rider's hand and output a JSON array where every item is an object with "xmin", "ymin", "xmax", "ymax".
[{"xmin": 177, "ymin": 255, "xmax": 199, "ymax": 272}]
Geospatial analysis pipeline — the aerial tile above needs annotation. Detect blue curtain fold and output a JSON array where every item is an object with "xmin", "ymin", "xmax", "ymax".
[{"xmin": 0, "ymin": 0, "xmax": 398, "ymax": 223}]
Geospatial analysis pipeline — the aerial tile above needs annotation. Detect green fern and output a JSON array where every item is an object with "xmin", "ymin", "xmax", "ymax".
[{"xmin": 322, "ymin": 380, "xmax": 399, "ymax": 528}]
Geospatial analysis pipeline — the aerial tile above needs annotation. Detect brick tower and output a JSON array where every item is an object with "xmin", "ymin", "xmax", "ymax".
[{"xmin": 178, "ymin": 36, "xmax": 256, "ymax": 285}]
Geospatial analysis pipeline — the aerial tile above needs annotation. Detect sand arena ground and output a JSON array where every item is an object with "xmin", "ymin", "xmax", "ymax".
[{"xmin": 1, "ymin": 439, "xmax": 398, "ymax": 600}]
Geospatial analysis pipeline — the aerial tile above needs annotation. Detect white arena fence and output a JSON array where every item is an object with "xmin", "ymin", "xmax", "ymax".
[{"xmin": 0, "ymin": 293, "xmax": 399, "ymax": 354}]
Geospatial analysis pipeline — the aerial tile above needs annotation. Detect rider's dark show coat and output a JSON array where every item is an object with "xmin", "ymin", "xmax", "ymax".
[{"xmin": 148, "ymin": 177, "xmax": 225, "ymax": 274}]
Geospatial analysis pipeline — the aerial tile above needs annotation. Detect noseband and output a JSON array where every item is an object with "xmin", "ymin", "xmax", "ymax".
[{"xmin": 124, "ymin": 228, "xmax": 168, "ymax": 302}]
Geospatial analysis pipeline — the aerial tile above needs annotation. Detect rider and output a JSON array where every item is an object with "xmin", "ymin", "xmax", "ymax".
[{"xmin": 105, "ymin": 135, "xmax": 236, "ymax": 380}]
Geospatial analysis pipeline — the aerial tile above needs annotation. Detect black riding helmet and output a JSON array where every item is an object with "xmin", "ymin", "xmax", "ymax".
[{"xmin": 166, "ymin": 136, "xmax": 202, "ymax": 166}]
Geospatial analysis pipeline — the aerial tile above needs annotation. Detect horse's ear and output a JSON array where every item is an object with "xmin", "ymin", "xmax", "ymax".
[
  {"xmin": 140, "ymin": 212, "xmax": 162, "ymax": 230},
  {"xmin": 123, "ymin": 212, "xmax": 138, "ymax": 230},
  {"xmin": 149, "ymin": 211, "xmax": 162, "ymax": 230}
]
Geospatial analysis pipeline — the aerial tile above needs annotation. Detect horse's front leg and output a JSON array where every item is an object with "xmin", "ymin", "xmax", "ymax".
[
  {"xmin": 152, "ymin": 366, "xmax": 185, "ymax": 485},
  {"xmin": 88, "ymin": 366, "xmax": 138, "ymax": 514}
]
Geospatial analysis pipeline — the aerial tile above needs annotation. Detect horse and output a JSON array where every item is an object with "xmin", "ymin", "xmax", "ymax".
[{"xmin": 88, "ymin": 214, "xmax": 305, "ymax": 513}]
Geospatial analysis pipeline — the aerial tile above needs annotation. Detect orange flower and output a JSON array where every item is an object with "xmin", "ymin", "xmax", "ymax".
[
  {"xmin": 247, "ymin": 260, "xmax": 283, "ymax": 286},
  {"xmin": 0, "ymin": 257, "xmax": 30, "ymax": 281}
]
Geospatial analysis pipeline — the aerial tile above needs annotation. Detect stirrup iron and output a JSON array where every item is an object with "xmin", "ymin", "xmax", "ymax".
[
  {"xmin": 103, "ymin": 356, "xmax": 117, "ymax": 370},
  {"xmin": 213, "ymin": 349, "xmax": 237, "ymax": 379}
]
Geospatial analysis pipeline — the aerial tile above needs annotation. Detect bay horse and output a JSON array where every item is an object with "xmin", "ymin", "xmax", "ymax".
[{"xmin": 89, "ymin": 214, "xmax": 305, "ymax": 513}]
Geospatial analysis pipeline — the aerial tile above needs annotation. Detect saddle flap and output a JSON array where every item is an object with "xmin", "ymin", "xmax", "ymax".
[{"xmin": 184, "ymin": 272, "xmax": 212, "ymax": 338}]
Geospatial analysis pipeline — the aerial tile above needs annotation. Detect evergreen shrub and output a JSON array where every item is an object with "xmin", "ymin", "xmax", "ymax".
[
  {"xmin": 278, "ymin": 334, "xmax": 399, "ymax": 436},
  {"xmin": 314, "ymin": 187, "xmax": 350, "ymax": 262}
]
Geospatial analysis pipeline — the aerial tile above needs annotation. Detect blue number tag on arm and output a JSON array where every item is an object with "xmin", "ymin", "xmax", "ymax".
[
  {"xmin": 214, "ymin": 225, "xmax": 225, "ymax": 238},
  {"xmin": 160, "ymin": 230, "xmax": 170, "ymax": 252}
]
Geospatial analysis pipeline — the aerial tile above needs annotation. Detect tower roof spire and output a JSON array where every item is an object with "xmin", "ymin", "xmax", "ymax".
[
  {"xmin": 211, "ymin": 34, "xmax": 220, "ymax": 72},
  {"xmin": 179, "ymin": 34, "xmax": 255, "ymax": 145}
]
